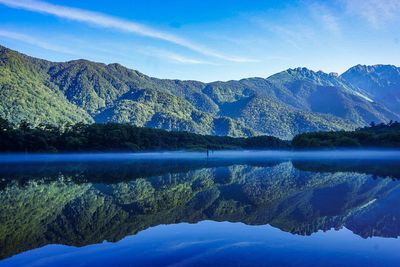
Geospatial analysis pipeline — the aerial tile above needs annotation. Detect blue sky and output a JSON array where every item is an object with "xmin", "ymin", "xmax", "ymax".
[{"xmin": 0, "ymin": 0, "xmax": 399, "ymax": 82}]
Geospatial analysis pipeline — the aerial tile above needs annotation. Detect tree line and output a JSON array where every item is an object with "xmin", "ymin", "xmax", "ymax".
[
  {"xmin": 0, "ymin": 118, "xmax": 289, "ymax": 152},
  {"xmin": 1, "ymin": 117, "xmax": 399, "ymax": 152},
  {"xmin": 292, "ymin": 121, "xmax": 400, "ymax": 149}
]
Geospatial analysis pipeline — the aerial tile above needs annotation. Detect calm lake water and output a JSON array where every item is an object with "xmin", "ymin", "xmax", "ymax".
[{"xmin": 1, "ymin": 151, "xmax": 400, "ymax": 267}]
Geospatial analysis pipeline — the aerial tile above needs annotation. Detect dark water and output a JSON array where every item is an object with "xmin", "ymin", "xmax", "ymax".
[{"xmin": 1, "ymin": 151, "xmax": 400, "ymax": 267}]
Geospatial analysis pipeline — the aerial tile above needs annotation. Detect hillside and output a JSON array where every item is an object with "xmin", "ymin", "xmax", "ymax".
[
  {"xmin": 0, "ymin": 45, "xmax": 399, "ymax": 139},
  {"xmin": 0, "ymin": 46, "xmax": 92, "ymax": 125}
]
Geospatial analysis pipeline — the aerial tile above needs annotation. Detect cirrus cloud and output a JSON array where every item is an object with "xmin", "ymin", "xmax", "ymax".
[
  {"xmin": 0, "ymin": 0, "xmax": 257, "ymax": 63},
  {"xmin": 0, "ymin": 29, "xmax": 75, "ymax": 54},
  {"xmin": 341, "ymin": 0, "xmax": 400, "ymax": 28}
]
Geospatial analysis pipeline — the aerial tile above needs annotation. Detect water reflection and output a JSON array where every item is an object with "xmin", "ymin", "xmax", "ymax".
[{"xmin": 1, "ymin": 154, "xmax": 400, "ymax": 264}]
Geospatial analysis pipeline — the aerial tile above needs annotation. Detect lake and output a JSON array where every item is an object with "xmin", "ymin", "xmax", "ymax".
[{"xmin": 0, "ymin": 151, "xmax": 400, "ymax": 267}]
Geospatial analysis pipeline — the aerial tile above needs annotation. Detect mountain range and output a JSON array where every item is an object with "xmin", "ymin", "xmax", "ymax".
[{"xmin": 1, "ymin": 45, "xmax": 399, "ymax": 139}]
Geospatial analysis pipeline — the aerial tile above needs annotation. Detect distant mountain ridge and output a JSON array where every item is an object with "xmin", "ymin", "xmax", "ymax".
[
  {"xmin": 341, "ymin": 64, "xmax": 400, "ymax": 115},
  {"xmin": 0, "ymin": 45, "xmax": 399, "ymax": 139}
]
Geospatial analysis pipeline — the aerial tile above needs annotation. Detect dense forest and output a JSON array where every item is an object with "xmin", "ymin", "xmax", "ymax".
[
  {"xmin": 0, "ymin": 118, "xmax": 288, "ymax": 152},
  {"xmin": 1, "ymin": 117, "xmax": 399, "ymax": 152},
  {"xmin": 292, "ymin": 121, "xmax": 400, "ymax": 149}
]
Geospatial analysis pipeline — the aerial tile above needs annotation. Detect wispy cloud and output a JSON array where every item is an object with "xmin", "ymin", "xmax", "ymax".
[
  {"xmin": 259, "ymin": 21, "xmax": 317, "ymax": 50},
  {"xmin": 0, "ymin": 29, "xmax": 75, "ymax": 54},
  {"xmin": 137, "ymin": 46, "xmax": 219, "ymax": 65},
  {"xmin": 0, "ymin": 28, "xmax": 218, "ymax": 66},
  {"xmin": 340, "ymin": 0, "xmax": 400, "ymax": 28},
  {"xmin": 252, "ymin": 2, "xmax": 341, "ymax": 51},
  {"xmin": 310, "ymin": 4, "xmax": 341, "ymax": 36},
  {"xmin": 0, "ymin": 0, "xmax": 256, "ymax": 63}
]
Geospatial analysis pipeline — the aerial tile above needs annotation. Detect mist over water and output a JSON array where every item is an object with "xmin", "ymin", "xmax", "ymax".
[{"xmin": 0, "ymin": 150, "xmax": 399, "ymax": 163}]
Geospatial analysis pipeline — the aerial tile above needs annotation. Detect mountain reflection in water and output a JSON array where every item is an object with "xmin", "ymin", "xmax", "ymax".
[{"xmin": 0, "ymin": 152, "xmax": 400, "ymax": 266}]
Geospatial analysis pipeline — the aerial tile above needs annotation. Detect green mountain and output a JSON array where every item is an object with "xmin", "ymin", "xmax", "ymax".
[
  {"xmin": 1, "ymin": 45, "xmax": 399, "ymax": 139},
  {"xmin": 0, "ymin": 46, "xmax": 92, "ymax": 125}
]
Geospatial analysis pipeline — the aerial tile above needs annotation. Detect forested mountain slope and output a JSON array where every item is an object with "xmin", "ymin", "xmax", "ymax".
[{"xmin": 1, "ymin": 45, "xmax": 399, "ymax": 139}]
